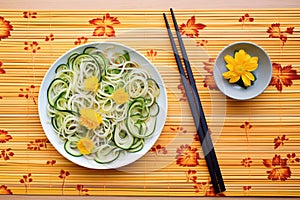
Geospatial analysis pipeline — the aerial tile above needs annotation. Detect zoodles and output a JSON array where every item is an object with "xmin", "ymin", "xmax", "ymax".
[{"xmin": 47, "ymin": 45, "xmax": 160, "ymax": 164}]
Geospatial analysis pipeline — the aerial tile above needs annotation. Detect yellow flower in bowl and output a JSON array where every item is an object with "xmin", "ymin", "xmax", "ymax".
[
  {"xmin": 222, "ymin": 49, "xmax": 258, "ymax": 87},
  {"xmin": 213, "ymin": 42, "xmax": 272, "ymax": 100}
]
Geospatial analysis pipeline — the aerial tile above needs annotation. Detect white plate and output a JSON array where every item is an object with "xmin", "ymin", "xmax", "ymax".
[
  {"xmin": 213, "ymin": 41, "xmax": 272, "ymax": 100},
  {"xmin": 38, "ymin": 42, "xmax": 168, "ymax": 169}
]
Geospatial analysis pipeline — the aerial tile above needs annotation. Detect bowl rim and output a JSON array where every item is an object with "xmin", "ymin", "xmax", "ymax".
[{"xmin": 213, "ymin": 41, "xmax": 272, "ymax": 100}]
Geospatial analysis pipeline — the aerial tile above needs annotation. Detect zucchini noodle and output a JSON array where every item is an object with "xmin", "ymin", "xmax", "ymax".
[{"xmin": 47, "ymin": 45, "xmax": 160, "ymax": 164}]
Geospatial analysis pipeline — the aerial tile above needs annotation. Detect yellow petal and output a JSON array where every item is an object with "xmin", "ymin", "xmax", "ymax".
[
  {"xmin": 245, "ymin": 57, "xmax": 259, "ymax": 71},
  {"xmin": 224, "ymin": 55, "xmax": 235, "ymax": 70},
  {"xmin": 244, "ymin": 53, "xmax": 251, "ymax": 61},
  {"xmin": 242, "ymin": 75, "xmax": 251, "ymax": 86},
  {"xmin": 245, "ymin": 71, "xmax": 255, "ymax": 81},
  {"xmin": 222, "ymin": 71, "xmax": 234, "ymax": 79},
  {"xmin": 229, "ymin": 75, "xmax": 240, "ymax": 83},
  {"xmin": 250, "ymin": 56, "xmax": 258, "ymax": 63},
  {"xmin": 225, "ymin": 63, "xmax": 234, "ymax": 71},
  {"xmin": 234, "ymin": 49, "xmax": 247, "ymax": 64}
]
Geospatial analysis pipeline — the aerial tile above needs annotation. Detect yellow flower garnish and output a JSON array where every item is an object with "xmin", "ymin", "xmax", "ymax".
[
  {"xmin": 77, "ymin": 137, "xmax": 94, "ymax": 155},
  {"xmin": 79, "ymin": 108, "xmax": 102, "ymax": 130},
  {"xmin": 222, "ymin": 49, "xmax": 258, "ymax": 87},
  {"xmin": 111, "ymin": 88, "xmax": 129, "ymax": 104},
  {"xmin": 84, "ymin": 76, "xmax": 99, "ymax": 92}
]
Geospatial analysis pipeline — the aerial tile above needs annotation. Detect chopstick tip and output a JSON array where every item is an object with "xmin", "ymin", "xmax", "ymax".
[{"xmin": 163, "ymin": 13, "xmax": 167, "ymax": 20}]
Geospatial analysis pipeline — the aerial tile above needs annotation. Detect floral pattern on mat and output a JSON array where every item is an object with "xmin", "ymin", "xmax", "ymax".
[
  {"xmin": 179, "ymin": 16, "xmax": 206, "ymax": 38},
  {"xmin": 0, "ymin": 16, "xmax": 13, "ymax": 40},
  {"xmin": 89, "ymin": 13, "xmax": 121, "ymax": 37},
  {"xmin": 269, "ymin": 63, "xmax": 300, "ymax": 92},
  {"xmin": 267, "ymin": 23, "xmax": 294, "ymax": 47}
]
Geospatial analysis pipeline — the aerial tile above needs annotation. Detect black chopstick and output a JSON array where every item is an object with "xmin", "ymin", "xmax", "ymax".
[
  {"xmin": 169, "ymin": 8, "xmax": 226, "ymax": 193},
  {"xmin": 163, "ymin": 9, "xmax": 226, "ymax": 194}
]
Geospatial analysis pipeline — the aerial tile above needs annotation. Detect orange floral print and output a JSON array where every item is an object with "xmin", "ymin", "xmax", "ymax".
[
  {"xmin": 179, "ymin": 16, "xmax": 206, "ymax": 38},
  {"xmin": 243, "ymin": 186, "xmax": 252, "ymax": 191},
  {"xmin": 146, "ymin": 49, "xmax": 157, "ymax": 61},
  {"xmin": 239, "ymin": 13, "xmax": 254, "ymax": 29},
  {"xmin": 0, "ymin": 16, "xmax": 13, "ymax": 41},
  {"xmin": 27, "ymin": 138, "xmax": 49, "ymax": 150},
  {"xmin": 45, "ymin": 33, "xmax": 54, "ymax": 42},
  {"xmin": 0, "ymin": 129, "xmax": 12, "ymax": 143},
  {"xmin": 186, "ymin": 170, "xmax": 213, "ymax": 194},
  {"xmin": 240, "ymin": 121, "xmax": 252, "ymax": 129},
  {"xmin": 240, "ymin": 121, "xmax": 252, "ymax": 142},
  {"xmin": 186, "ymin": 169, "xmax": 198, "ymax": 183},
  {"xmin": 59, "ymin": 169, "xmax": 70, "ymax": 179},
  {"xmin": 269, "ymin": 63, "xmax": 300, "ymax": 92},
  {"xmin": 203, "ymin": 74, "xmax": 216, "ymax": 90},
  {"xmin": 194, "ymin": 133, "xmax": 200, "ymax": 142},
  {"xmin": 74, "ymin": 36, "xmax": 88, "ymax": 45},
  {"xmin": 0, "ymin": 148, "xmax": 14, "ymax": 160},
  {"xmin": 170, "ymin": 126, "xmax": 187, "ymax": 134},
  {"xmin": 177, "ymin": 82, "xmax": 187, "ymax": 101},
  {"xmin": 59, "ymin": 169, "xmax": 70, "ymax": 195},
  {"xmin": 196, "ymin": 39, "xmax": 208, "ymax": 47},
  {"xmin": 76, "ymin": 184, "xmax": 89, "ymax": 196},
  {"xmin": 0, "ymin": 185, "xmax": 13, "ymax": 194},
  {"xmin": 274, "ymin": 134, "xmax": 288, "ymax": 149},
  {"xmin": 24, "ymin": 41, "xmax": 41, "ymax": 53},
  {"xmin": 203, "ymin": 58, "xmax": 217, "ymax": 90},
  {"xmin": 176, "ymin": 144, "xmax": 200, "ymax": 167},
  {"xmin": 241, "ymin": 157, "xmax": 252, "ymax": 167},
  {"xmin": 203, "ymin": 58, "xmax": 214, "ymax": 74},
  {"xmin": 263, "ymin": 154, "xmax": 291, "ymax": 181},
  {"xmin": 287, "ymin": 153, "xmax": 300, "ymax": 163},
  {"xmin": 151, "ymin": 144, "xmax": 168, "ymax": 154},
  {"xmin": 0, "ymin": 61, "xmax": 6, "ymax": 74},
  {"xmin": 23, "ymin": 11, "xmax": 37, "ymax": 18},
  {"xmin": 239, "ymin": 13, "xmax": 254, "ymax": 23},
  {"xmin": 20, "ymin": 173, "xmax": 33, "ymax": 193},
  {"xmin": 46, "ymin": 160, "xmax": 56, "ymax": 166},
  {"xmin": 89, "ymin": 13, "xmax": 120, "ymax": 37},
  {"xmin": 195, "ymin": 181, "xmax": 210, "ymax": 194},
  {"xmin": 19, "ymin": 85, "xmax": 36, "ymax": 104},
  {"xmin": 267, "ymin": 23, "xmax": 294, "ymax": 46}
]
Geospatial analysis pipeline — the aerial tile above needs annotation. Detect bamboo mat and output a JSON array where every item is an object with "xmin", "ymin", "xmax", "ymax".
[{"xmin": 0, "ymin": 9, "xmax": 300, "ymax": 197}]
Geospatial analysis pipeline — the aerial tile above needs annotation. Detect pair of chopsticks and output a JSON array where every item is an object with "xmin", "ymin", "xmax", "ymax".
[{"xmin": 163, "ymin": 8, "xmax": 226, "ymax": 194}]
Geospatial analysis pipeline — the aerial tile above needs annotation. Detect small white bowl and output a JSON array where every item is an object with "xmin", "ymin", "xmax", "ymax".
[{"xmin": 213, "ymin": 42, "xmax": 272, "ymax": 100}]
